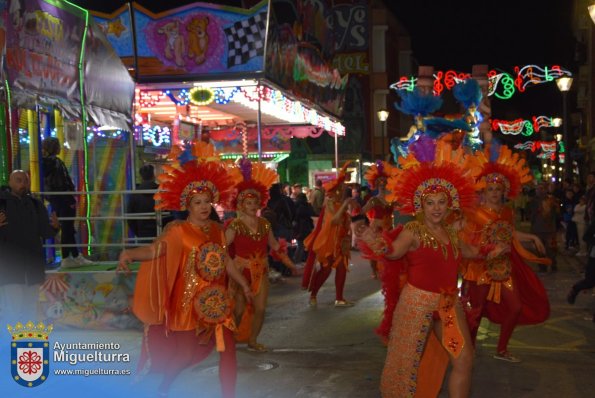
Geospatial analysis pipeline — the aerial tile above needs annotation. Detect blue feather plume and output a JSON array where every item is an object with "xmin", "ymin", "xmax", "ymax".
[
  {"xmin": 453, "ymin": 79, "xmax": 483, "ymax": 109},
  {"xmin": 394, "ymin": 88, "xmax": 443, "ymax": 117},
  {"xmin": 177, "ymin": 142, "xmax": 196, "ymax": 165}
]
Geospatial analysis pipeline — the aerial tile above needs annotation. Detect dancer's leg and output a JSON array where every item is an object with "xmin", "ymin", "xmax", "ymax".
[
  {"xmin": 496, "ymin": 285, "xmax": 522, "ymax": 355},
  {"xmin": 334, "ymin": 265, "xmax": 347, "ymax": 301},
  {"xmin": 434, "ymin": 303, "xmax": 474, "ymax": 398},
  {"xmin": 249, "ymin": 278, "xmax": 269, "ymax": 347}
]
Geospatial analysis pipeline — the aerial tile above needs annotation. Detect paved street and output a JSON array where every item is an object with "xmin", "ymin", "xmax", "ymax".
[{"xmin": 2, "ymin": 240, "xmax": 594, "ymax": 398}]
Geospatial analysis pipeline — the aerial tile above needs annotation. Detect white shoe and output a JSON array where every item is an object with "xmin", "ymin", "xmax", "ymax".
[
  {"xmin": 60, "ymin": 257, "xmax": 79, "ymax": 269},
  {"xmin": 74, "ymin": 255, "xmax": 94, "ymax": 266}
]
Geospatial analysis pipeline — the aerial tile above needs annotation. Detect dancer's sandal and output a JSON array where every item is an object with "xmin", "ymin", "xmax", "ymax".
[
  {"xmin": 334, "ymin": 300, "xmax": 354, "ymax": 307},
  {"xmin": 493, "ymin": 351, "xmax": 521, "ymax": 363},
  {"xmin": 247, "ymin": 342, "xmax": 268, "ymax": 352}
]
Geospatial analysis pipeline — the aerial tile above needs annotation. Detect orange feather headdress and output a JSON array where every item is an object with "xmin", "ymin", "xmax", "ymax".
[
  {"xmin": 228, "ymin": 157, "xmax": 278, "ymax": 209},
  {"xmin": 364, "ymin": 160, "xmax": 398, "ymax": 190},
  {"xmin": 323, "ymin": 161, "xmax": 352, "ymax": 196},
  {"xmin": 387, "ymin": 140, "xmax": 479, "ymax": 215},
  {"xmin": 153, "ymin": 141, "xmax": 235, "ymax": 210},
  {"xmin": 475, "ymin": 144, "xmax": 532, "ymax": 199}
]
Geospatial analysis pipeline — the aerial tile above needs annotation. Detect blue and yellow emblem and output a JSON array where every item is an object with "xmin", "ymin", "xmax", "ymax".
[{"xmin": 7, "ymin": 321, "xmax": 53, "ymax": 387}]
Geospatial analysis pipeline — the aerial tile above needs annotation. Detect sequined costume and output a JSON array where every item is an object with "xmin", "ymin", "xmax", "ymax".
[
  {"xmin": 379, "ymin": 221, "xmax": 466, "ymax": 398},
  {"xmin": 227, "ymin": 217, "xmax": 271, "ymax": 342},
  {"xmin": 462, "ymin": 206, "xmax": 550, "ymax": 353},
  {"xmin": 461, "ymin": 143, "xmax": 550, "ymax": 357}
]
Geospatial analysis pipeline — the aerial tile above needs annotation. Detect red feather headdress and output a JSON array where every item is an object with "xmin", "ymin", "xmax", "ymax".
[
  {"xmin": 154, "ymin": 141, "xmax": 235, "ymax": 210},
  {"xmin": 475, "ymin": 144, "xmax": 532, "ymax": 199}
]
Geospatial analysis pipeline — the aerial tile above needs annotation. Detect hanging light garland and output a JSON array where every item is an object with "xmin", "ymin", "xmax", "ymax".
[{"xmin": 391, "ymin": 65, "xmax": 571, "ymax": 99}]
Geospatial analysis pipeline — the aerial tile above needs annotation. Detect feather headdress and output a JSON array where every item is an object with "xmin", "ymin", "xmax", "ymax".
[
  {"xmin": 387, "ymin": 140, "xmax": 479, "ymax": 215},
  {"xmin": 475, "ymin": 142, "xmax": 532, "ymax": 199},
  {"xmin": 154, "ymin": 141, "xmax": 235, "ymax": 210},
  {"xmin": 364, "ymin": 160, "xmax": 398, "ymax": 190},
  {"xmin": 229, "ymin": 157, "xmax": 278, "ymax": 209},
  {"xmin": 323, "ymin": 161, "xmax": 352, "ymax": 196}
]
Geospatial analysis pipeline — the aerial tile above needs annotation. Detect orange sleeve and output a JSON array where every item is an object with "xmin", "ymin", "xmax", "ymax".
[{"xmin": 132, "ymin": 223, "xmax": 184, "ymax": 325}]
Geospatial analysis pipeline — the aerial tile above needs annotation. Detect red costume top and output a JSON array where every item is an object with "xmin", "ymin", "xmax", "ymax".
[
  {"xmin": 133, "ymin": 220, "xmax": 235, "ymax": 351},
  {"xmin": 461, "ymin": 206, "xmax": 550, "ymax": 325},
  {"xmin": 227, "ymin": 217, "xmax": 271, "ymax": 342},
  {"xmin": 227, "ymin": 217, "xmax": 270, "ymax": 293},
  {"xmin": 405, "ymin": 222, "xmax": 460, "ymax": 294}
]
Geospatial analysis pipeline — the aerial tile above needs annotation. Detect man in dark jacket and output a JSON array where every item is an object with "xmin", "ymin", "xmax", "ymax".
[{"xmin": 0, "ymin": 170, "xmax": 60, "ymax": 322}]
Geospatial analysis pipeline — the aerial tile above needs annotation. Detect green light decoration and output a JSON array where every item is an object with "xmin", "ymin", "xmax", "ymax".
[
  {"xmin": 493, "ymin": 73, "xmax": 515, "ymax": 100},
  {"xmin": 521, "ymin": 121, "xmax": 534, "ymax": 137},
  {"xmin": 65, "ymin": 0, "xmax": 93, "ymax": 255},
  {"xmin": 189, "ymin": 87, "xmax": 215, "ymax": 106},
  {"xmin": 559, "ymin": 141, "xmax": 565, "ymax": 153}
]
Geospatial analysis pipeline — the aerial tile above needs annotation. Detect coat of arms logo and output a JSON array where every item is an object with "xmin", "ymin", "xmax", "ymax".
[{"xmin": 7, "ymin": 321, "xmax": 53, "ymax": 387}]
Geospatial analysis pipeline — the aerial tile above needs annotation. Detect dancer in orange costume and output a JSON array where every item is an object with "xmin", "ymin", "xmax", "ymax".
[
  {"xmin": 359, "ymin": 140, "xmax": 496, "ymax": 398},
  {"xmin": 226, "ymin": 158, "xmax": 296, "ymax": 352},
  {"xmin": 117, "ymin": 142, "xmax": 252, "ymax": 398},
  {"xmin": 302, "ymin": 163, "xmax": 356, "ymax": 307},
  {"xmin": 361, "ymin": 160, "xmax": 397, "ymax": 279},
  {"xmin": 461, "ymin": 144, "xmax": 550, "ymax": 363}
]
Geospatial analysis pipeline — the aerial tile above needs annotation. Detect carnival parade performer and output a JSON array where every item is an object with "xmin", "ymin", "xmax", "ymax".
[
  {"xmin": 117, "ymin": 141, "xmax": 252, "ymax": 398},
  {"xmin": 361, "ymin": 160, "xmax": 397, "ymax": 279},
  {"xmin": 226, "ymin": 158, "xmax": 296, "ymax": 352},
  {"xmin": 359, "ymin": 138, "xmax": 493, "ymax": 398},
  {"xmin": 461, "ymin": 144, "xmax": 551, "ymax": 363},
  {"xmin": 302, "ymin": 163, "xmax": 357, "ymax": 307}
]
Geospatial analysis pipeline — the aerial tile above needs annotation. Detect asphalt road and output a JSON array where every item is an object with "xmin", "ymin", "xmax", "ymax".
[{"xmin": 3, "ymin": 244, "xmax": 593, "ymax": 398}]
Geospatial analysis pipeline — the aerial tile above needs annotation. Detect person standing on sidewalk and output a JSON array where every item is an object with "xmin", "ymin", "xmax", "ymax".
[
  {"xmin": 117, "ymin": 142, "xmax": 252, "ymax": 398},
  {"xmin": 0, "ymin": 170, "xmax": 60, "ymax": 322},
  {"xmin": 226, "ymin": 158, "xmax": 296, "ymax": 353},
  {"xmin": 461, "ymin": 144, "xmax": 551, "ymax": 363},
  {"xmin": 41, "ymin": 137, "xmax": 92, "ymax": 267}
]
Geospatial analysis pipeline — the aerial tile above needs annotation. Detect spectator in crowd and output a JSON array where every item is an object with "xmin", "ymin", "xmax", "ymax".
[
  {"xmin": 584, "ymin": 171, "xmax": 595, "ymax": 223},
  {"xmin": 0, "ymin": 170, "xmax": 60, "ymax": 322},
  {"xmin": 292, "ymin": 193, "xmax": 314, "ymax": 264},
  {"xmin": 290, "ymin": 183, "xmax": 302, "ymax": 201},
  {"xmin": 41, "ymin": 137, "xmax": 92, "ymax": 267},
  {"xmin": 567, "ymin": 218, "xmax": 595, "ymax": 319},
  {"xmin": 527, "ymin": 183, "xmax": 560, "ymax": 272},
  {"xmin": 573, "ymin": 195, "xmax": 588, "ymax": 256},
  {"xmin": 310, "ymin": 179, "xmax": 325, "ymax": 216},
  {"xmin": 562, "ymin": 189, "xmax": 578, "ymax": 251},
  {"xmin": 127, "ymin": 164, "xmax": 159, "ymax": 241}
]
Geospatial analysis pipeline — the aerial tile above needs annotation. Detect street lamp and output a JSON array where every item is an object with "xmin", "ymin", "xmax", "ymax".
[
  {"xmin": 377, "ymin": 109, "xmax": 389, "ymax": 159},
  {"xmin": 589, "ymin": 3, "xmax": 595, "ymax": 24},
  {"xmin": 556, "ymin": 76, "xmax": 573, "ymax": 181}
]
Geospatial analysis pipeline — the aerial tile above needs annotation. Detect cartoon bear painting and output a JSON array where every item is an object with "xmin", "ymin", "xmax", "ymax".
[
  {"xmin": 157, "ymin": 20, "xmax": 185, "ymax": 67},
  {"xmin": 186, "ymin": 16, "xmax": 209, "ymax": 65}
]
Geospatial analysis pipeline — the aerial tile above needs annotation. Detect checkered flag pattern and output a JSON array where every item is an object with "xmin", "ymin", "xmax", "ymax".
[{"xmin": 225, "ymin": 12, "xmax": 267, "ymax": 68}]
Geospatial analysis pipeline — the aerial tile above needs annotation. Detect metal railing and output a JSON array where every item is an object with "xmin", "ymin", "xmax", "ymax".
[{"xmin": 37, "ymin": 189, "xmax": 167, "ymax": 259}]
